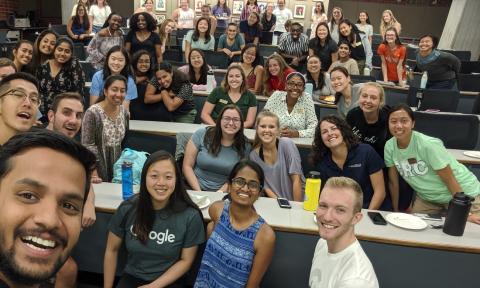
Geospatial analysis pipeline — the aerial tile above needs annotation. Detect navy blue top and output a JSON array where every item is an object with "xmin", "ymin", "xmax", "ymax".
[
  {"xmin": 239, "ymin": 20, "xmax": 262, "ymax": 44},
  {"xmin": 314, "ymin": 143, "xmax": 384, "ymax": 208}
]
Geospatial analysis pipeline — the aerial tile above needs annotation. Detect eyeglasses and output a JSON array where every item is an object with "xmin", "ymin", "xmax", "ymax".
[
  {"xmin": 221, "ymin": 116, "xmax": 241, "ymax": 124},
  {"xmin": 287, "ymin": 82, "xmax": 304, "ymax": 89},
  {"xmin": 232, "ymin": 177, "xmax": 262, "ymax": 191},
  {"xmin": 0, "ymin": 89, "xmax": 41, "ymax": 107}
]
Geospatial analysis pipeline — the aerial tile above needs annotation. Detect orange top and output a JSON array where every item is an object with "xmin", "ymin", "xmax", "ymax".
[{"xmin": 377, "ymin": 43, "xmax": 406, "ymax": 82}]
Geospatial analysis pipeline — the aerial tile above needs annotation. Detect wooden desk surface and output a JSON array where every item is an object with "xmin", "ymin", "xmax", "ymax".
[
  {"xmin": 93, "ymin": 182, "xmax": 480, "ymax": 253},
  {"xmin": 129, "ymin": 120, "xmax": 480, "ymax": 163}
]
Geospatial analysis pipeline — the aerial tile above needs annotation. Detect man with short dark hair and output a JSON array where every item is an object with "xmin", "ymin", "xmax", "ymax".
[
  {"xmin": 310, "ymin": 177, "xmax": 379, "ymax": 288},
  {"xmin": 278, "ymin": 22, "xmax": 309, "ymax": 71},
  {"xmin": 47, "ymin": 92, "xmax": 84, "ymax": 139},
  {"xmin": 0, "ymin": 58, "xmax": 17, "ymax": 81},
  {"xmin": 0, "ymin": 129, "xmax": 96, "ymax": 287},
  {"xmin": 0, "ymin": 72, "xmax": 39, "ymax": 146}
]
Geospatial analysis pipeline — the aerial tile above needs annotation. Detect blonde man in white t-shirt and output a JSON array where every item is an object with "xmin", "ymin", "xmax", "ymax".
[{"xmin": 310, "ymin": 177, "xmax": 379, "ymax": 288}]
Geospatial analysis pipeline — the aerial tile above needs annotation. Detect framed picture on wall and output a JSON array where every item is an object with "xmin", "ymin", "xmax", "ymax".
[
  {"xmin": 155, "ymin": 14, "xmax": 166, "ymax": 23},
  {"xmin": 258, "ymin": 1, "xmax": 267, "ymax": 13},
  {"xmin": 155, "ymin": 0, "xmax": 166, "ymax": 12},
  {"xmin": 195, "ymin": 0, "xmax": 204, "ymax": 12},
  {"xmin": 294, "ymin": 5, "xmax": 306, "ymax": 19},
  {"xmin": 232, "ymin": 0, "xmax": 244, "ymax": 15}
]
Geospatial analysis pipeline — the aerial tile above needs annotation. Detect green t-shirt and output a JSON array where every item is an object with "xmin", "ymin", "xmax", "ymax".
[
  {"xmin": 108, "ymin": 199, "xmax": 205, "ymax": 281},
  {"xmin": 384, "ymin": 131, "xmax": 480, "ymax": 204},
  {"xmin": 206, "ymin": 87, "xmax": 257, "ymax": 121}
]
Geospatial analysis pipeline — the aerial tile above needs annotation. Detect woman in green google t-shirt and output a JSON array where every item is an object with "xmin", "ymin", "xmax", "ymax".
[{"xmin": 384, "ymin": 104, "xmax": 480, "ymax": 224}]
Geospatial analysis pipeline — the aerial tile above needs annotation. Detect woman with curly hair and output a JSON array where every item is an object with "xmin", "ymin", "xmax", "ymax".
[
  {"xmin": 125, "ymin": 12, "xmax": 162, "ymax": 66},
  {"xmin": 311, "ymin": 115, "xmax": 387, "ymax": 210}
]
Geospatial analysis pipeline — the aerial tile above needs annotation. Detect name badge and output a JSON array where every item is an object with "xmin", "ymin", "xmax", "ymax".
[{"xmin": 219, "ymin": 99, "xmax": 228, "ymax": 104}]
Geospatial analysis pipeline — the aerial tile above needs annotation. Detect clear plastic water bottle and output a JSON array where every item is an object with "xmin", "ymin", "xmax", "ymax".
[
  {"xmin": 420, "ymin": 71, "xmax": 428, "ymax": 89},
  {"xmin": 305, "ymin": 82, "xmax": 313, "ymax": 96},
  {"xmin": 122, "ymin": 161, "xmax": 134, "ymax": 200},
  {"xmin": 206, "ymin": 69, "xmax": 215, "ymax": 93}
]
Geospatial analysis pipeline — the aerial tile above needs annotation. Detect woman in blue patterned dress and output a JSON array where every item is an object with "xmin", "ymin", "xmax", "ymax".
[{"xmin": 195, "ymin": 159, "xmax": 276, "ymax": 288}]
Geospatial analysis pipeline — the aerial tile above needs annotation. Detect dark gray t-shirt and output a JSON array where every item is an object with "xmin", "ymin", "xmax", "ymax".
[{"xmin": 108, "ymin": 200, "xmax": 205, "ymax": 281}]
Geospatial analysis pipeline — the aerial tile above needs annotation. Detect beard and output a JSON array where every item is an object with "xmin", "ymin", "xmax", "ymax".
[{"xmin": 0, "ymin": 229, "xmax": 67, "ymax": 286}]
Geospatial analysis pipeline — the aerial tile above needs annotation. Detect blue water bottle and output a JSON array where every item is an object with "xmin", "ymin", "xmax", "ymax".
[{"xmin": 122, "ymin": 161, "xmax": 134, "ymax": 200}]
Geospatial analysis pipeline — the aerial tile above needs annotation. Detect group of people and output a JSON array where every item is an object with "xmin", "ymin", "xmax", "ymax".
[{"xmin": 0, "ymin": 1, "xmax": 477, "ymax": 288}]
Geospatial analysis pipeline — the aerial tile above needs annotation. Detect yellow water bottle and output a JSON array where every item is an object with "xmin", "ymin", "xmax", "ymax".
[{"xmin": 303, "ymin": 171, "xmax": 321, "ymax": 211}]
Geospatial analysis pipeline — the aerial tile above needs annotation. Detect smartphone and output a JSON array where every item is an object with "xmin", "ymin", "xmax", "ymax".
[
  {"xmin": 277, "ymin": 197, "xmax": 292, "ymax": 209},
  {"xmin": 367, "ymin": 212, "xmax": 387, "ymax": 225}
]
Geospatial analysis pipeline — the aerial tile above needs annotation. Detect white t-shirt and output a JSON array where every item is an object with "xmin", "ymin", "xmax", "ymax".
[
  {"xmin": 273, "ymin": 8, "xmax": 293, "ymax": 33},
  {"xmin": 309, "ymin": 239, "xmax": 379, "ymax": 288},
  {"xmin": 177, "ymin": 8, "xmax": 195, "ymax": 29},
  {"xmin": 88, "ymin": 5, "xmax": 112, "ymax": 27}
]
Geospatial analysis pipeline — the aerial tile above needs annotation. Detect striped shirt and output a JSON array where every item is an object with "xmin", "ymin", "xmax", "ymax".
[{"xmin": 279, "ymin": 33, "xmax": 309, "ymax": 57}]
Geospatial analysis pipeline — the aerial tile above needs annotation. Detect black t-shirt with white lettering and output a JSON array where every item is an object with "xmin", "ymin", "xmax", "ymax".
[{"xmin": 346, "ymin": 106, "xmax": 391, "ymax": 158}]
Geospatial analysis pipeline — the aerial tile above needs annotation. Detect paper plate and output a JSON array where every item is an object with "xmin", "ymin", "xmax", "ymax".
[
  {"xmin": 463, "ymin": 151, "xmax": 480, "ymax": 159},
  {"xmin": 385, "ymin": 213, "xmax": 428, "ymax": 230},
  {"xmin": 190, "ymin": 194, "xmax": 211, "ymax": 209}
]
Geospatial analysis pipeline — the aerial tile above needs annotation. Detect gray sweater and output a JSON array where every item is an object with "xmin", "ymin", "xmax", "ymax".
[{"xmin": 416, "ymin": 51, "xmax": 461, "ymax": 82}]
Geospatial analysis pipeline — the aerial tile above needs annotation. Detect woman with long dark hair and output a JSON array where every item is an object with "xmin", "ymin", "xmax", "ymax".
[
  {"xmin": 31, "ymin": 29, "xmax": 58, "ymax": 73},
  {"xmin": 311, "ymin": 115, "xmax": 387, "ymax": 210},
  {"xmin": 184, "ymin": 105, "xmax": 251, "ymax": 191},
  {"xmin": 329, "ymin": 66, "xmax": 362, "ymax": 118},
  {"xmin": 89, "ymin": 46, "xmax": 137, "ymax": 110},
  {"xmin": 178, "ymin": 48, "xmax": 216, "ymax": 91},
  {"xmin": 356, "ymin": 10, "xmax": 373, "ymax": 44},
  {"xmin": 305, "ymin": 55, "xmax": 335, "ymax": 102},
  {"xmin": 67, "ymin": 3, "xmax": 92, "ymax": 45},
  {"xmin": 184, "ymin": 17, "xmax": 215, "ymax": 63},
  {"xmin": 104, "ymin": 151, "xmax": 205, "ymax": 287},
  {"xmin": 328, "ymin": 6, "xmax": 343, "ymax": 43},
  {"xmin": 37, "ymin": 37, "xmax": 85, "ymax": 119},
  {"xmin": 338, "ymin": 19, "xmax": 372, "ymax": 73},
  {"xmin": 130, "ymin": 50, "xmax": 155, "ymax": 120},
  {"xmin": 310, "ymin": 1, "xmax": 327, "ymax": 39},
  {"xmin": 195, "ymin": 159, "xmax": 275, "ymax": 287},
  {"xmin": 311, "ymin": 23, "xmax": 336, "ymax": 63},
  {"xmin": 11, "ymin": 40, "xmax": 33, "ymax": 73},
  {"xmin": 239, "ymin": 11, "xmax": 262, "ymax": 45},
  {"xmin": 145, "ymin": 62, "xmax": 197, "ymax": 123},
  {"xmin": 212, "ymin": 0, "xmax": 231, "ymax": 30},
  {"xmin": 240, "ymin": 0, "xmax": 260, "ymax": 21},
  {"xmin": 82, "ymin": 75, "xmax": 129, "ymax": 182},
  {"xmin": 232, "ymin": 43, "xmax": 264, "ymax": 94}
]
